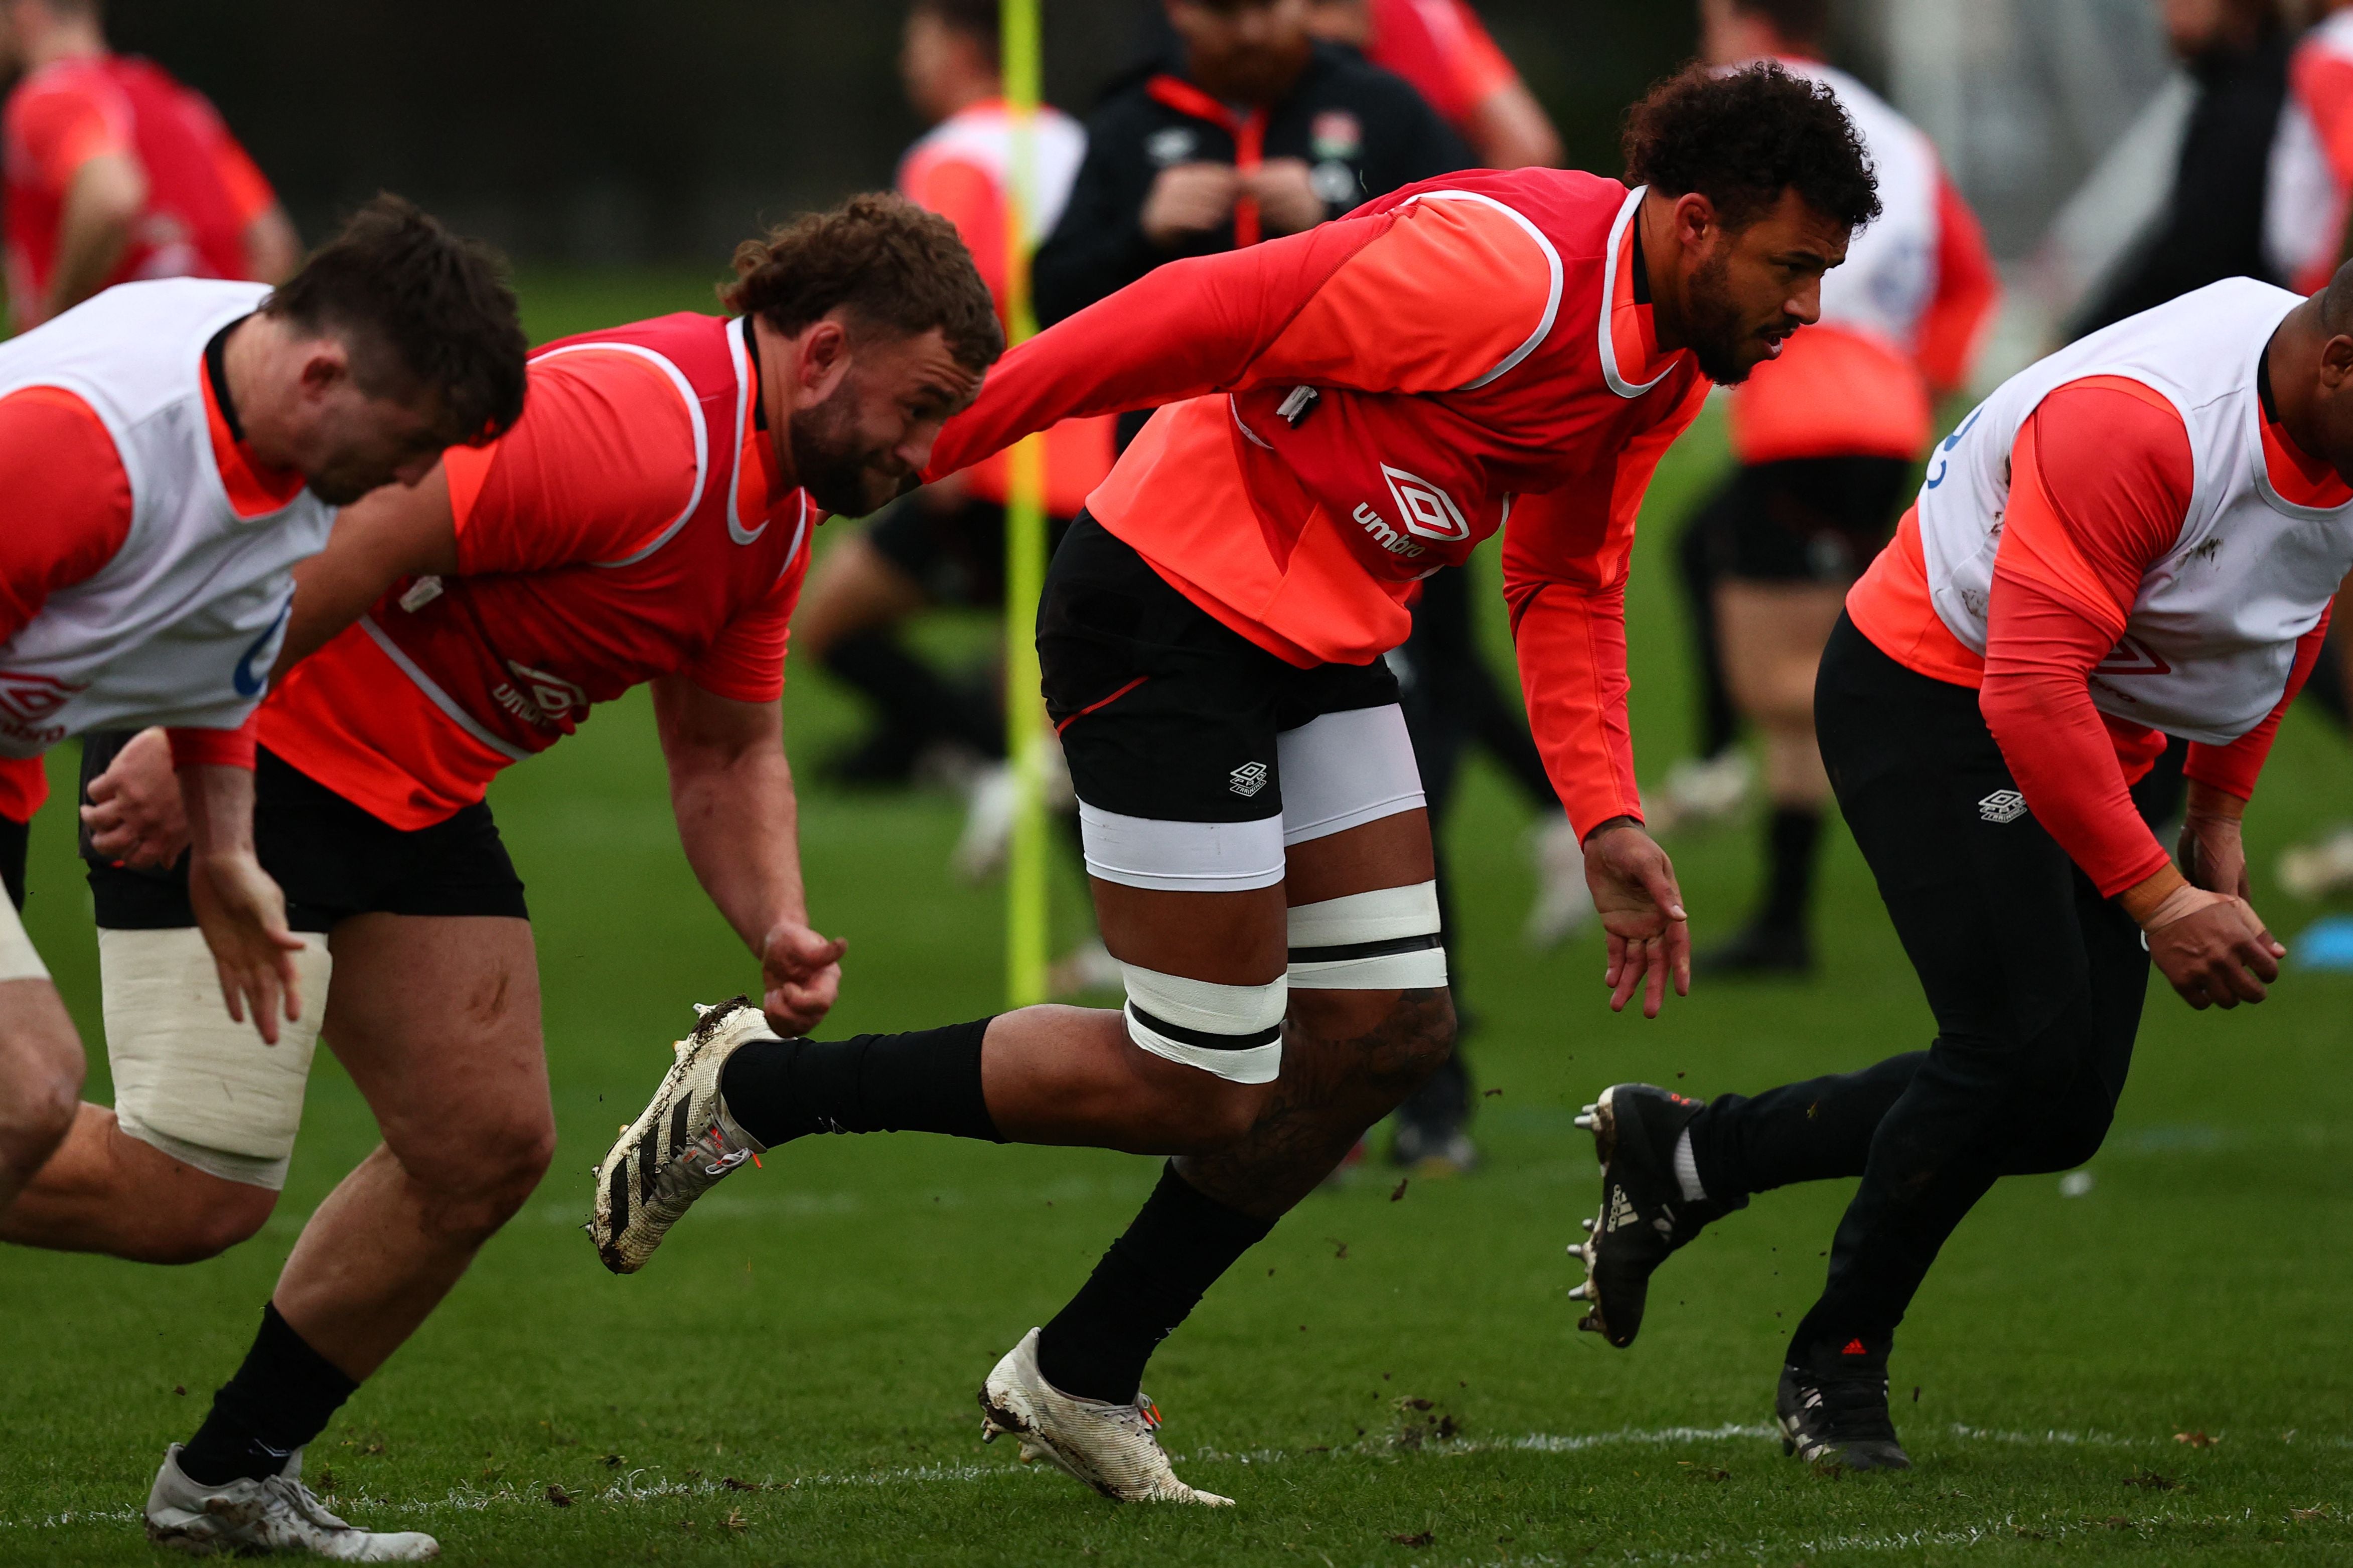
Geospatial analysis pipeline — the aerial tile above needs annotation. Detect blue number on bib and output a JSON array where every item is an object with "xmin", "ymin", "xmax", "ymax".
[{"xmin": 1924, "ymin": 406, "xmax": 1983, "ymax": 491}]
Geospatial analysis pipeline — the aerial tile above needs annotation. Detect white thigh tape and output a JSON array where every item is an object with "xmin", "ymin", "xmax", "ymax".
[
  {"xmin": 0, "ymin": 893, "xmax": 48, "ymax": 983},
  {"xmin": 1277, "ymin": 704, "xmax": 1425, "ymax": 846},
  {"xmin": 1078, "ymin": 802, "xmax": 1286, "ymax": 892},
  {"xmin": 1287, "ymin": 880, "xmax": 1447, "ymax": 990},
  {"xmin": 102, "ymin": 926, "xmax": 332, "ymax": 1189},
  {"xmin": 1120, "ymin": 963, "xmax": 1286, "ymax": 1084}
]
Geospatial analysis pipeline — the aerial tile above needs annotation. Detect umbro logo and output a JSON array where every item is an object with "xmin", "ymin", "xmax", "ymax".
[
  {"xmin": 1977, "ymin": 789, "xmax": 2028, "ymax": 825},
  {"xmin": 0, "ymin": 670, "xmax": 79, "ymax": 723},
  {"xmin": 1605, "ymin": 1184, "xmax": 1639, "ymax": 1232},
  {"xmin": 1229, "ymin": 761, "xmax": 1270, "ymax": 799},
  {"xmin": 1381, "ymin": 464, "xmax": 1470, "ymax": 542}
]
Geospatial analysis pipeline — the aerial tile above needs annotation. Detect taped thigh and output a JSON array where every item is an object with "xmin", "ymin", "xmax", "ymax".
[
  {"xmin": 0, "ymin": 889, "xmax": 47, "ymax": 983},
  {"xmin": 102, "ymin": 926, "xmax": 333, "ymax": 1191},
  {"xmin": 1120, "ymin": 963, "xmax": 1286, "ymax": 1084},
  {"xmin": 1078, "ymin": 802, "xmax": 1286, "ymax": 892},
  {"xmin": 1277, "ymin": 705, "xmax": 1425, "ymax": 846},
  {"xmin": 1287, "ymin": 881, "xmax": 1447, "ymax": 990}
]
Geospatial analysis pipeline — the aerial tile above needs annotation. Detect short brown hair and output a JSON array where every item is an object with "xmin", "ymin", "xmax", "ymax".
[
  {"xmin": 265, "ymin": 193, "xmax": 527, "ymax": 444},
  {"xmin": 720, "ymin": 193, "xmax": 1003, "ymax": 375}
]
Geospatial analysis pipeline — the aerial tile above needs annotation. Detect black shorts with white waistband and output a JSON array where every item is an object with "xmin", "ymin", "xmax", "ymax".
[
  {"xmin": 82, "ymin": 737, "xmax": 528, "ymax": 932},
  {"xmin": 1039, "ymin": 514, "xmax": 1402, "ymax": 827}
]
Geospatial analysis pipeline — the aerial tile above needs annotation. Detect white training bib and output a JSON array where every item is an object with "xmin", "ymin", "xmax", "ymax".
[
  {"xmin": 1914, "ymin": 278, "xmax": 2353, "ymax": 745},
  {"xmin": 0, "ymin": 279, "xmax": 336, "ymax": 755},
  {"xmin": 1783, "ymin": 60, "xmax": 1945, "ymax": 355}
]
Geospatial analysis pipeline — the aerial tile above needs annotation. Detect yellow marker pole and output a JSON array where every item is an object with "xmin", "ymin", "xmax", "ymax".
[{"xmin": 1001, "ymin": 0, "xmax": 1051, "ymax": 1006}]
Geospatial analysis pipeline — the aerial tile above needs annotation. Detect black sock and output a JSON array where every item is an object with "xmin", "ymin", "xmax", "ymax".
[
  {"xmin": 179, "ymin": 1304, "xmax": 359, "ymax": 1487},
  {"xmin": 1035, "ymin": 1162, "xmax": 1275, "ymax": 1405},
  {"xmin": 716, "ymin": 1018, "xmax": 1002, "ymax": 1148},
  {"xmin": 1759, "ymin": 806, "xmax": 1823, "ymax": 929}
]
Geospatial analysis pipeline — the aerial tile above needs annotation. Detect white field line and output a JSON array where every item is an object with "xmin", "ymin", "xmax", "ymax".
[{"xmin": 3, "ymin": 1424, "xmax": 2336, "ymax": 1533}]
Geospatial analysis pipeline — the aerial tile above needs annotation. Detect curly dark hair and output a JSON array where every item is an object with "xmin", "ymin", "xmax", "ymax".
[
  {"xmin": 264, "ymin": 193, "xmax": 526, "ymax": 445},
  {"xmin": 721, "ymin": 193, "xmax": 1003, "ymax": 375},
  {"xmin": 1623, "ymin": 62, "xmax": 1879, "ymax": 236}
]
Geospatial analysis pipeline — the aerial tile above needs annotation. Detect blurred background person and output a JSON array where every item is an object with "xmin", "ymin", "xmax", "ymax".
[
  {"xmin": 791, "ymin": 1, "xmax": 1113, "ymax": 917},
  {"xmin": 2267, "ymin": 0, "xmax": 2353, "ymax": 296},
  {"xmin": 2069, "ymin": 0, "xmax": 2293, "ymax": 336},
  {"xmin": 1302, "ymin": 0, "xmax": 1564, "ymax": 168},
  {"xmin": 1035, "ymin": 0, "xmax": 1463, "ymax": 367},
  {"xmin": 1678, "ymin": 0, "xmax": 1998, "ymax": 976},
  {"xmin": 0, "ymin": 0, "xmax": 298, "ymax": 942}
]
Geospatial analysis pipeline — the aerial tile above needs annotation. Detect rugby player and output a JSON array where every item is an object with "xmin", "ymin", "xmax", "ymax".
[
  {"xmin": 1570, "ymin": 267, "xmax": 2353, "ymax": 1470},
  {"xmin": 0, "ymin": 196, "xmax": 523, "ymax": 1221},
  {"xmin": 1303, "ymin": 0, "xmax": 1564, "ymax": 170},
  {"xmin": 1684, "ymin": 0, "xmax": 1997, "ymax": 975},
  {"xmin": 794, "ymin": 0, "xmax": 1112, "ymax": 878},
  {"xmin": 0, "ymin": 0, "xmax": 305, "ymax": 955},
  {"xmin": 594, "ymin": 64, "xmax": 1879, "ymax": 1503},
  {"xmin": 8, "ymin": 195, "xmax": 999, "ymax": 1558}
]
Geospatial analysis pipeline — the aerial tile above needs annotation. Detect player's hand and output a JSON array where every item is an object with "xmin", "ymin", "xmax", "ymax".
[
  {"xmin": 1141, "ymin": 163, "xmax": 1241, "ymax": 248},
  {"xmin": 2143, "ymin": 886, "xmax": 2283, "ymax": 1010},
  {"xmin": 80, "ymin": 726, "xmax": 191, "ymax": 867},
  {"xmin": 2176, "ymin": 786, "xmax": 2250, "ymax": 900},
  {"xmin": 186, "ymin": 847, "xmax": 307, "ymax": 1044},
  {"xmin": 761, "ymin": 919, "xmax": 847, "ymax": 1036},
  {"xmin": 1243, "ymin": 158, "xmax": 1327, "ymax": 237},
  {"xmin": 1583, "ymin": 817, "xmax": 1691, "ymax": 1019}
]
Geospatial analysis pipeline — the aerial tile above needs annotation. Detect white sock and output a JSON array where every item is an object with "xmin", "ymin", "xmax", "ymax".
[{"xmin": 1671, "ymin": 1127, "xmax": 1707, "ymax": 1202}]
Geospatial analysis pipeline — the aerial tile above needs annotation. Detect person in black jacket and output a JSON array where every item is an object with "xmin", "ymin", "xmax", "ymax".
[
  {"xmin": 1036, "ymin": 0, "xmax": 1466, "ymax": 368},
  {"xmin": 2070, "ymin": 0, "xmax": 2291, "ymax": 337}
]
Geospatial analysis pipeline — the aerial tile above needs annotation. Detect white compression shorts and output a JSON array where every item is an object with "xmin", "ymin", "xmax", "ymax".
[
  {"xmin": 1079, "ymin": 704, "xmax": 1427, "ymax": 893},
  {"xmin": 102, "ymin": 925, "xmax": 333, "ymax": 1191}
]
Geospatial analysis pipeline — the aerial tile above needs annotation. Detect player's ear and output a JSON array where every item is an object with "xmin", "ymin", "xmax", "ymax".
[
  {"xmin": 2320, "ymin": 333, "xmax": 2353, "ymax": 391},
  {"xmin": 297, "ymin": 339, "xmax": 353, "ymax": 399},
  {"xmin": 796, "ymin": 318, "xmax": 853, "ymax": 396}
]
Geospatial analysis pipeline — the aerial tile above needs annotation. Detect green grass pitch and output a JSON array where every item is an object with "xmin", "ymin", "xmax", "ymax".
[{"xmin": 3, "ymin": 270, "xmax": 2349, "ymax": 1564}]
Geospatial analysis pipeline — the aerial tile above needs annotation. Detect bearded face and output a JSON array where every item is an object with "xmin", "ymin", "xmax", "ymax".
[{"xmin": 787, "ymin": 378, "xmax": 918, "ymax": 519}]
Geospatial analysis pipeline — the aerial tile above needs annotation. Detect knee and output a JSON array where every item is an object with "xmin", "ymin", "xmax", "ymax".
[
  {"xmin": 1164, "ymin": 1076, "xmax": 1275, "ymax": 1153},
  {"xmin": 406, "ymin": 1113, "xmax": 556, "ymax": 1239},
  {"xmin": 1291, "ymin": 986, "xmax": 1456, "ymax": 1105},
  {"xmin": 0, "ymin": 1030, "xmax": 82, "ymax": 1172},
  {"xmin": 1384, "ymin": 989, "xmax": 1458, "ymax": 1097}
]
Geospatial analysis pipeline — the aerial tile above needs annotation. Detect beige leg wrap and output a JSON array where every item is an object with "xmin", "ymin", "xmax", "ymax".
[
  {"xmin": 101, "ymin": 926, "xmax": 333, "ymax": 1192},
  {"xmin": 0, "ymin": 892, "xmax": 48, "ymax": 983}
]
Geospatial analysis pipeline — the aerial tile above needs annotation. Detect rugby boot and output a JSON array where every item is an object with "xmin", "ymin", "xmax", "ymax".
[
  {"xmin": 1776, "ymin": 1339, "xmax": 1913, "ymax": 1471},
  {"xmin": 589, "ymin": 997, "xmax": 772, "ymax": 1274},
  {"xmin": 145, "ymin": 1444, "xmax": 438, "ymax": 1560},
  {"xmin": 978, "ymin": 1329, "xmax": 1233, "ymax": 1505},
  {"xmin": 1568, "ymin": 1082, "xmax": 1727, "ymax": 1347}
]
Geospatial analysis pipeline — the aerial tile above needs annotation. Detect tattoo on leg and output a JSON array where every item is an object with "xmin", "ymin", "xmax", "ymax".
[{"xmin": 1177, "ymin": 988, "xmax": 1453, "ymax": 1218}]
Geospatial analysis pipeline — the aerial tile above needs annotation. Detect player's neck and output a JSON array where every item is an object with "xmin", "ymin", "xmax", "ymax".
[
  {"xmin": 1635, "ymin": 190, "xmax": 1687, "ymax": 353},
  {"xmin": 219, "ymin": 315, "xmax": 302, "ymax": 473},
  {"xmin": 750, "ymin": 316, "xmax": 799, "ymax": 491},
  {"xmin": 2263, "ymin": 309, "xmax": 2351, "ymax": 486},
  {"xmin": 930, "ymin": 74, "xmax": 999, "ymax": 120},
  {"xmin": 24, "ymin": 19, "xmax": 107, "ymax": 72}
]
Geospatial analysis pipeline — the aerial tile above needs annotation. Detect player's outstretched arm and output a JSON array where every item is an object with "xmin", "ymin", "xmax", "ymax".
[{"xmin": 651, "ymin": 675, "xmax": 844, "ymax": 1035}]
